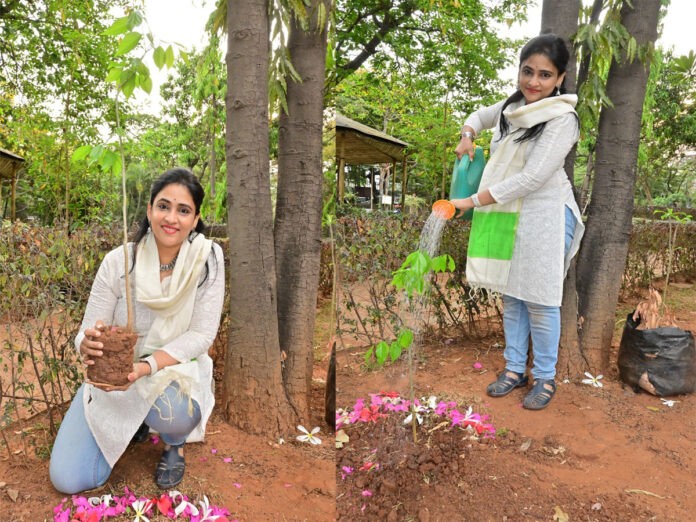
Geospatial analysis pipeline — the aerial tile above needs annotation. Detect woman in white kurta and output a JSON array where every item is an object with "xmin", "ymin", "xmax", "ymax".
[
  {"xmin": 451, "ymin": 34, "xmax": 584, "ymax": 410},
  {"xmin": 50, "ymin": 168, "xmax": 225, "ymax": 493}
]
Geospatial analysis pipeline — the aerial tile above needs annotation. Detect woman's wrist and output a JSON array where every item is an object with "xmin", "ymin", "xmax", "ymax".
[{"xmin": 143, "ymin": 354, "xmax": 159, "ymax": 375}]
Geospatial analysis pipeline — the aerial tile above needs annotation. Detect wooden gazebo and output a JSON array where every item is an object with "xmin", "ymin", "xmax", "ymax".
[
  {"xmin": 335, "ymin": 113, "xmax": 409, "ymax": 208},
  {"xmin": 0, "ymin": 148, "xmax": 24, "ymax": 220}
]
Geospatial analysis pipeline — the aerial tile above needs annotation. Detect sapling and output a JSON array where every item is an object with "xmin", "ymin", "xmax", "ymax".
[
  {"xmin": 653, "ymin": 209, "xmax": 692, "ymax": 315},
  {"xmin": 71, "ymin": 11, "xmax": 177, "ymax": 387},
  {"xmin": 365, "ymin": 249, "xmax": 455, "ymax": 441}
]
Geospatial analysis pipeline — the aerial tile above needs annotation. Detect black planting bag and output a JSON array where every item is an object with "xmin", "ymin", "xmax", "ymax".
[{"xmin": 618, "ymin": 312, "xmax": 696, "ymax": 396}]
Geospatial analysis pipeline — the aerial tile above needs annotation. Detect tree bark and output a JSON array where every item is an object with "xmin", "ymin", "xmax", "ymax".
[
  {"xmin": 576, "ymin": 0, "xmax": 662, "ymax": 372},
  {"xmin": 275, "ymin": 0, "xmax": 330, "ymax": 423},
  {"xmin": 223, "ymin": 0, "xmax": 294, "ymax": 436},
  {"xmin": 540, "ymin": 0, "xmax": 587, "ymax": 379}
]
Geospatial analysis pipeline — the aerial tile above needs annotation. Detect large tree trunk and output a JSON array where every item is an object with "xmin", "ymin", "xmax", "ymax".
[
  {"xmin": 223, "ymin": 0, "xmax": 294, "ymax": 436},
  {"xmin": 540, "ymin": 0, "xmax": 587, "ymax": 379},
  {"xmin": 576, "ymin": 0, "xmax": 662, "ymax": 372},
  {"xmin": 275, "ymin": 0, "xmax": 330, "ymax": 423}
]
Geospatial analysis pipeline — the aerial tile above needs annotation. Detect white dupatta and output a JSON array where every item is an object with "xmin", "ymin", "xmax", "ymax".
[{"xmin": 134, "ymin": 231, "xmax": 213, "ymax": 403}]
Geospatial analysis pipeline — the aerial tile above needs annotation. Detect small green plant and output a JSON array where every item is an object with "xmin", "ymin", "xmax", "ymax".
[
  {"xmin": 364, "ymin": 250, "xmax": 455, "ymax": 367},
  {"xmin": 654, "ymin": 208, "xmax": 693, "ymax": 310}
]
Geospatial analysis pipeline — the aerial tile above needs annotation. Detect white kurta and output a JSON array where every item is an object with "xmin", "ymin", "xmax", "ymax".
[
  {"xmin": 464, "ymin": 98, "xmax": 584, "ymax": 306},
  {"xmin": 74, "ymin": 241, "xmax": 225, "ymax": 467}
]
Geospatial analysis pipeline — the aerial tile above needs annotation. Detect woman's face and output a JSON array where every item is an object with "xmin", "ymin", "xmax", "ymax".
[
  {"xmin": 146, "ymin": 182, "xmax": 199, "ymax": 255},
  {"xmin": 518, "ymin": 53, "xmax": 565, "ymax": 104}
]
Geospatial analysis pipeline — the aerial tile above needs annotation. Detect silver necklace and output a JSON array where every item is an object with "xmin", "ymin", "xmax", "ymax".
[{"xmin": 159, "ymin": 254, "xmax": 178, "ymax": 272}]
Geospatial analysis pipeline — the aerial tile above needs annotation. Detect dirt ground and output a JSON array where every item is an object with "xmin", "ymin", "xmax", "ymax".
[
  {"xmin": 2, "ymin": 282, "xmax": 695, "ymax": 521},
  {"xmin": 0, "ymin": 364, "xmax": 334, "ymax": 521},
  {"xmin": 336, "ymin": 283, "xmax": 696, "ymax": 521}
]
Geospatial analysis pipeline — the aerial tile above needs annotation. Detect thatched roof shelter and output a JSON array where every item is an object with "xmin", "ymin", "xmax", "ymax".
[
  {"xmin": 0, "ymin": 148, "xmax": 25, "ymax": 220},
  {"xmin": 334, "ymin": 113, "xmax": 410, "ymax": 207}
]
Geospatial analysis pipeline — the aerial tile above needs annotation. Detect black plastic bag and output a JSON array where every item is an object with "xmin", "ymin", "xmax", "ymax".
[{"xmin": 617, "ymin": 312, "xmax": 696, "ymax": 396}]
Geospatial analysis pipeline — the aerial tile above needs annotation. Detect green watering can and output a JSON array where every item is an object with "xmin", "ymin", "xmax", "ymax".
[{"xmin": 449, "ymin": 145, "xmax": 486, "ymax": 220}]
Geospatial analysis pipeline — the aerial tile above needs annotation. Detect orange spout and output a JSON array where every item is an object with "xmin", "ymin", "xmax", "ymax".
[{"xmin": 432, "ymin": 199, "xmax": 456, "ymax": 220}]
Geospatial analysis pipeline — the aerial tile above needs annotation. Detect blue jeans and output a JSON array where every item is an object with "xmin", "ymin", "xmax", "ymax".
[
  {"xmin": 502, "ymin": 206, "xmax": 576, "ymax": 380},
  {"xmin": 50, "ymin": 382, "xmax": 201, "ymax": 494}
]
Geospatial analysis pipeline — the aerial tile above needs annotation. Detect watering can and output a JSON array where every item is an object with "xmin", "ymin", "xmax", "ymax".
[{"xmin": 432, "ymin": 145, "xmax": 486, "ymax": 221}]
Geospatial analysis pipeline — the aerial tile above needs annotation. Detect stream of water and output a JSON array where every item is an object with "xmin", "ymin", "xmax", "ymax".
[{"xmin": 401, "ymin": 211, "xmax": 449, "ymax": 345}]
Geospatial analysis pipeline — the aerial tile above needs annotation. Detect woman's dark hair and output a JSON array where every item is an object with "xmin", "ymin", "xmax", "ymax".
[
  {"xmin": 498, "ymin": 34, "xmax": 571, "ymax": 143},
  {"xmin": 130, "ymin": 167, "xmax": 216, "ymax": 283}
]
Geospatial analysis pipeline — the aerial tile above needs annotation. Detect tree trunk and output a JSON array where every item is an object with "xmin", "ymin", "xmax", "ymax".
[
  {"xmin": 576, "ymin": 0, "xmax": 662, "ymax": 372},
  {"xmin": 540, "ymin": 0, "xmax": 587, "ymax": 379},
  {"xmin": 223, "ymin": 0, "xmax": 294, "ymax": 436},
  {"xmin": 275, "ymin": 0, "xmax": 330, "ymax": 423}
]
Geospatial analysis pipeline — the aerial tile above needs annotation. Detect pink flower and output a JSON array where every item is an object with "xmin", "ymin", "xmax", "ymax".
[
  {"xmin": 434, "ymin": 401, "xmax": 449, "ymax": 415},
  {"xmin": 232, "ymin": 482, "xmax": 242, "ymax": 488},
  {"xmin": 369, "ymin": 393, "xmax": 383, "ymax": 406},
  {"xmin": 473, "ymin": 362, "xmax": 483, "ymax": 369},
  {"xmin": 361, "ymin": 489, "xmax": 373, "ymax": 497},
  {"xmin": 151, "ymin": 435, "xmax": 160, "ymax": 445},
  {"xmin": 223, "ymin": 457, "xmax": 233, "ymax": 463},
  {"xmin": 211, "ymin": 448, "xmax": 218, "ymax": 454}
]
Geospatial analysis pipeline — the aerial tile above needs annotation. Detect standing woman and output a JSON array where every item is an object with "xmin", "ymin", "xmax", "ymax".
[
  {"xmin": 50, "ymin": 168, "xmax": 225, "ymax": 492},
  {"xmin": 450, "ymin": 34, "xmax": 584, "ymax": 410}
]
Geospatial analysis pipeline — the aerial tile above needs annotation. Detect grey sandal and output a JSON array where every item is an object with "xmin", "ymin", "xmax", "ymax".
[
  {"xmin": 156, "ymin": 444, "xmax": 186, "ymax": 489},
  {"xmin": 486, "ymin": 370, "xmax": 529, "ymax": 397},
  {"xmin": 522, "ymin": 379, "xmax": 556, "ymax": 410}
]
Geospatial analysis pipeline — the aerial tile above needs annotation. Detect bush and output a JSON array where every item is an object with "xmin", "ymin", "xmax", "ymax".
[{"xmin": 0, "ymin": 220, "xmax": 120, "ymax": 442}]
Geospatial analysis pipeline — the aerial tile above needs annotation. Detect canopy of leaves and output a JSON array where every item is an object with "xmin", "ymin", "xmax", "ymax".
[
  {"xmin": 637, "ymin": 50, "xmax": 696, "ymax": 206},
  {"xmin": 334, "ymin": 0, "xmax": 531, "ymax": 200}
]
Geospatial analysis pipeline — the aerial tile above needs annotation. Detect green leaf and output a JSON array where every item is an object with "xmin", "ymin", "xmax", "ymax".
[
  {"xmin": 397, "ymin": 329, "xmax": 414, "ymax": 349},
  {"xmin": 105, "ymin": 66, "xmax": 122, "ymax": 83},
  {"xmin": 103, "ymin": 16, "xmax": 130, "ymax": 36},
  {"xmin": 389, "ymin": 343, "xmax": 402, "ymax": 362},
  {"xmin": 364, "ymin": 347, "xmax": 374, "ymax": 366},
  {"xmin": 111, "ymin": 155, "xmax": 123, "ymax": 176},
  {"xmin": 115, "ymin": 32, "xmax": 142, "ymax": 57},
  {"xmin": 71, "ymin": 145, "xmax": 92, "ymax": 162},
  {"xmin": 153, "ymin": 46, "xmax": 166, "ymax": 69},
  {"xmin": 99, "ymin": 150, "xmax": 117, "ymax": 173},
  {"xmin": 121, "ymin": 74, "xmax": 137, "ymax": 98},
  {"xmin": 127, "ymin": 11, "xmax": 143, "ymax": 30},
  {"xmin": 165, "ymin": 45, "xmax": 175, "ymax": 68},
  {"xmin": 88, "ymin": 144, "xmax": 104, "ymax": 165},
  {"xmin": 375, "ymin": 341, "xmax": 389, "ymax": 365},
  {"xmin": 140, "ymin": 74, "xmax": 153, "ymax": 94}
]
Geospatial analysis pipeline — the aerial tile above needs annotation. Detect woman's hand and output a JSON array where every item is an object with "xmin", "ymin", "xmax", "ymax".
[
  {"xmin": 450, "ymin": 198, "xmax": 473, "ymax": 218},
  {"xmin": 80, "ymin": 321, "xmax": 106, "ymax": 365},
  {"xmin": 454, "ymin": 135, "xmax": 475, "ymax": 161},
  {"xmin": 127, "ymin": 362, "xmax": 152, "ymax": 383}
]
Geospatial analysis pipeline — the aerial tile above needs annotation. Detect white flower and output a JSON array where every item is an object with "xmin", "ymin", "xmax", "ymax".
[
  {"xmin": 404, "ymin": 401, "xmax": 428, "ymax": 425},
  {"xmin": 403, "ymin": 412, "xmax": 423, "ymax": 425},
  {"xmin": 581, "ymin": 372, "xmax": 603, "ymax": 388},
  {"xmin": 426, "ymin": 395, "xmax": 438, "ymax": 410},
  {"xmin": 296, "ymin": 425, "xmax": 322, "ymax": 445},
  {"xmin": 130, "ymin": 499, "xmax": 152, "ymax": 522},
  {"xmin": 660, "ymin": 398, "xmax": 678, "ymax": 407},
  {"xmin": 197, "ymin": 495, "xmax": 223, "ymax": 521}
]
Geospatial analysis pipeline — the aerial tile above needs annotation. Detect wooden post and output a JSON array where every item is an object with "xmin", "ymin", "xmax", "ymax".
[
  {"xmin": 337, "ymin": 158, "xmax": 345, "ymax": 203},
  {"xmin": 11, "ymin": 173, "xmax": 17, "ymax": 220},
  {"xmin": 391, "ymin": 161, "xmax": 396, "ymax": 210},
  {"xmin": 400, "ymin": 158, "xmax": 407, "ymax": 209}
]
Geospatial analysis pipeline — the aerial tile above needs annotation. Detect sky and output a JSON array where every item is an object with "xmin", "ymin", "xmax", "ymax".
[{"xmin": 136, "ymin": 0, "xmax": 696, "ymax": 114}]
